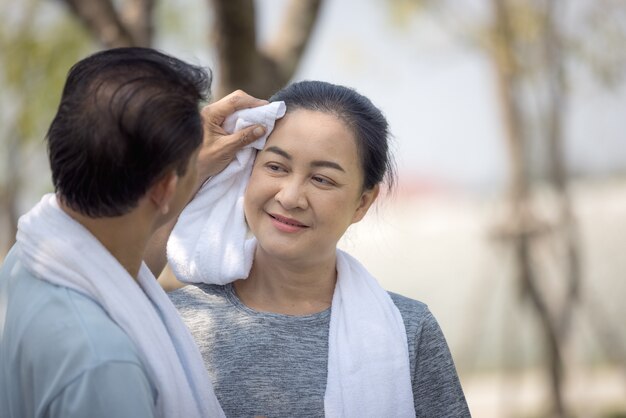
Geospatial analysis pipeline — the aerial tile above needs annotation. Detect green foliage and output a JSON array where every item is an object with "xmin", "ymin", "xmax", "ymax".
[
  {"xmin": 153, "ymin": 0, "xmax": 209, "ymax": 54},
  {"xmin": 0, "ymin": 0, "xmax": 95, "ymax": 245},
  {"xmin": 0, "ymin": 0, "xmax": 95, "ymax": 145},
  {"xmin": 386, "ymin": 0, "xmax": 431, "ymax": 27},
  {"xmin": 603, "ymin": 412, "xmax": 626, "ymax": 418}
]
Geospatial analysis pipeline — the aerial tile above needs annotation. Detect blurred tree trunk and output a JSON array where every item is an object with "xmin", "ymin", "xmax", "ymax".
[
  {"xmin": 488, "ymin": 0, "xmax": 568, "ymax": 416},
  {"xmin": 391, "ymin": 0, "xmax": 626, "ymax": 412},
  {"xmin": 59, "ymin": 0, "xmax": 154, "ymax": 47},
  {"xmin": 57, "ymin": 0, "xmax": 323, "ymax": 99},
  {"xmin": 542, "ymin": 0, "xmax": 581, "ymax": 340},
  {"xmin": 209, "ymin": 0, "xmax": 323, "ymax": 98}
]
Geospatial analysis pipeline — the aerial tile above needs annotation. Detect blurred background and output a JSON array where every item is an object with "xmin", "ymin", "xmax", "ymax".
[{"xmin": 1, "ymin": 0, "xmax": 625, "ymax": 416}]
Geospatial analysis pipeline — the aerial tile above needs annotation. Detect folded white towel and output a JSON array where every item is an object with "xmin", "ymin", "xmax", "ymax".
[
  {"xmin": 167, "ymin": 101, "xmax": 286, "ymax": 284},
  {"xmin": 17, "ymin": 194, "xmax": 225, "ymax": 418},
  {"xmin": 167, "ymin": 102, "xmax": 416, "ymax": 417}
]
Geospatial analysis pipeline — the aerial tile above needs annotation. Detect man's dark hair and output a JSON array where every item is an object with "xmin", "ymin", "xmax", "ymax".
[{"xmin": 47, "ymin": 47, "xmax": 211, "ymax": 217}]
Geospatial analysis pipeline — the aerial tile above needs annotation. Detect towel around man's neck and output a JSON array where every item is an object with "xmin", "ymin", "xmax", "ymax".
[
  {"xmin": 17, "ymin": 194, "xmax": 225, "ymax": 418},
  {"xmin": 167, "ymin": 102, "xmax": 416, "ymax": 417}
]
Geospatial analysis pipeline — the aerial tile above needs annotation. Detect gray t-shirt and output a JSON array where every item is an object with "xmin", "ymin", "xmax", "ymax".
[{"xmin": 171, "ymin": 283, "xmax": 470, "ymax": 417}]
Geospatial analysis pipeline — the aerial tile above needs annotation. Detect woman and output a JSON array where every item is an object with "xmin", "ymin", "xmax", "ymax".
[{"xmin": 163, "ymin": 81, "xmax": 470, "ymax": 417}]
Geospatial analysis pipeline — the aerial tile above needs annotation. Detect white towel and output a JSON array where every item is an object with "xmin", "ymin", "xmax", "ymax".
[
  {"xmin": 325, "ymin": 250, "xmax": 415, "ymax": 417},
  {"xmin": 16, "ymin": 194, "xmax": 225, "ymax": 418},
  {"xmin": 167, "ymin": 102, "xmax": 416, "ymax": 417},
  {"xmin": 167, "ymin": 101, "xmax": 286, "ymax": 284}
]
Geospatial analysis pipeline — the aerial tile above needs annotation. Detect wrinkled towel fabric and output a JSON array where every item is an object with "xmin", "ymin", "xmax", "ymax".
[
  {"xmin": 167, "ymin": 101, "xmax": 286, "ymax": 285},
  {"xmin": 167, "ymin": 102, "xmax": 416, "ymax": 417},
  {"xmin": 16, "ymin": 194, "xmax": 225, "ymax": 418}
]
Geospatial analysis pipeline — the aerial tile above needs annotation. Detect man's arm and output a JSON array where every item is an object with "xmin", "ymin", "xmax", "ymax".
[{"xmin": 144, "ymin": 90, "xmax": 267, "ymax": 279}]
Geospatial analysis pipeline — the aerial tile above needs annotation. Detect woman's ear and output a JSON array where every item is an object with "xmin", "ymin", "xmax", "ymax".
[
  {"xmin": 351, "ymin": 184, "xmax": 380, "ymax": 224},
  {"xmin": 149, "ymin": 170, "xmax": 179, "ymax": 216}
]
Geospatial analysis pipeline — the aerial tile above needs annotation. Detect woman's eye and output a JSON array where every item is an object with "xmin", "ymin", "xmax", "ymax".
[
  {"xmin": 266, "ymin": 163, "xmax": 283, "ymax": 172},
  {"xmin": 312, "ymin": 176, "xmax": 332, "ymax": 186}
]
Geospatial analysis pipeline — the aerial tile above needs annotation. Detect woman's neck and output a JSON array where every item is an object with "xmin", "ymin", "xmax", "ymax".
[{"xmin": 233, "ymin": 249, "xmax": 337, "ymax": 315}]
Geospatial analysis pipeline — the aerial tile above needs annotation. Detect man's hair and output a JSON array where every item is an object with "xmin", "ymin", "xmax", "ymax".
[{"xmin": 47, "ymin": 47, "xmax": 211, "ymax": 217}]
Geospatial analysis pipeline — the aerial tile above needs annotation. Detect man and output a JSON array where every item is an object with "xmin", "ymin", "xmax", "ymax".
[{"xmin": 0, "ymin": 47, "xmax": 265, "ymax": 417}]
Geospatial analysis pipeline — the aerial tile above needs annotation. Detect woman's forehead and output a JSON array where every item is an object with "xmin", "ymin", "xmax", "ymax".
[
  {"xmin": 269, "ymin": 109, "xmax": 354, "ymax": 144},
  {"xmin": 262, "ymin": 111, "xmax": 362, "ymax": 176}
]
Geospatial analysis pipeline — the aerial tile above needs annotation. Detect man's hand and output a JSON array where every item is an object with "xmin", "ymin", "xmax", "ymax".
[
  {"xmin": 146, "ymin": 90, "xmax": 267, "ymax": 280},
  {"xmin": 197, "ymin": 90, "xmax": 268, "ymax": 185}
]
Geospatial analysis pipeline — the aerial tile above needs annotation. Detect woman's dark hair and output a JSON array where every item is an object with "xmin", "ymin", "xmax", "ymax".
[
  {"xmin": 47, "ymin": 47, "xmax": 211, "ymax": 217},
  {"xmin": 269, "ymin": 80, "xmax": 396, "ymax": 192}
]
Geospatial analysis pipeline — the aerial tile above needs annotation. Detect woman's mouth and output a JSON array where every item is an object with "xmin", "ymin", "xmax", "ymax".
[{"xmin": 268, "ymin": 213, "xmax": 308, "ymax": 232}]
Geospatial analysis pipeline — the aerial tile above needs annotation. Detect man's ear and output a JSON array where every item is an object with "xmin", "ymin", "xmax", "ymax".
[
  {"xmin": 351, "ymin": 184, "xmax": 380, "ymax": 224},
  {"xmin": 149, "ymin": 170, "xmax": 179, "ymax": 215}
]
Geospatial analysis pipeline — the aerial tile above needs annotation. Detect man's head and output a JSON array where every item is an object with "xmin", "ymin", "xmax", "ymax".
[{"xmin": 47, "ymin": 47, "xmax": 210, "ymax": 218}]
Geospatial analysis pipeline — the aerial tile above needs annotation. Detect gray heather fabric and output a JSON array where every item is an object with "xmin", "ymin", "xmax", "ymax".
[{"xmin": 170, "ymin": 283, "xmax": 471, "ymax": 418}]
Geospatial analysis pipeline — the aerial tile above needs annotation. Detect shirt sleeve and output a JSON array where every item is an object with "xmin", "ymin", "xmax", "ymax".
[
  {"xmin": 413, "ymin": 309, "xmax": 472, "ymax": 417},
  {"xmin": 46, "ymin": 361, "xmax": 156, "ymax": 418}
]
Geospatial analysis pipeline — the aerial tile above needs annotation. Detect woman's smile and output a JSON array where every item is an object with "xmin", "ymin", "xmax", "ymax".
[{"xmin": 268, "ymin": 212, "xmax": 309, "ymax": 233}]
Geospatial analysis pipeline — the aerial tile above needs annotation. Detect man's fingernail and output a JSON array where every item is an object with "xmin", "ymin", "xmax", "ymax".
[{"xmin": 253, "ymin": 126, "xmax": 265, "ymax": 136}]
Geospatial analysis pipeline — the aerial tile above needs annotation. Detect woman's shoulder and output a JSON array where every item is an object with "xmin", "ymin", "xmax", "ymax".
[
  {"xmin": 386, "ymin": 291, "xmax": 440, "ymax": 339},
  {"xmin": 387, "ymin": 291, "xmax": 430, "ymax": 319}
]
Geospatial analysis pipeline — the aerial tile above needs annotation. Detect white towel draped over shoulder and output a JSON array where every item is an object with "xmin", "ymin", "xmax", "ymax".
[
  {"xmin": 16, "ymin": 194, "xmax": 225, "ymax": 418},
  {"xmin": 167, "ymin": 101, "xmax": 416, "ymax": 417},
  {"xmin": 325, "ymin": 251, "xmax": 415, "ymax": 417}
]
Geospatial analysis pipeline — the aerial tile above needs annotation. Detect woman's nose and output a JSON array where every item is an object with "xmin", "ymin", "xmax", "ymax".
[{"xmin": 274, "ymin": 179, "xmax": 308, "ymax": 210}]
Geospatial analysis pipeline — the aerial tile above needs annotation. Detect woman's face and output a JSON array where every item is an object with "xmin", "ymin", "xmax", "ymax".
[{"xmin": 244, "ymin": 109, "xmax": 378, "ymax": 265}]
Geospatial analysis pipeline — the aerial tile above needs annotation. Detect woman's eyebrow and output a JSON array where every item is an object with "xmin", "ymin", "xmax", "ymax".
[
  {"xmin": 265, "ymin": 146, "xmax": 291, "ymax": 160},
  {"xmin": 311, "ymin": 160, "xmax": 345, "ymax": 172},
  {"xmin": 265, "ymin": 146, "xmax": 346, "ymax": 172}
]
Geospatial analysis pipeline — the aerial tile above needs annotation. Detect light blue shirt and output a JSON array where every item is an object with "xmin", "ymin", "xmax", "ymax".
[{"xmin": 0, "ymin": 247, "xmax": 157, "ymax": 418}]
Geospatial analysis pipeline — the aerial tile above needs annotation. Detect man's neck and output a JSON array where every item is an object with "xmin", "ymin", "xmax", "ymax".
[{"xmin": 58, "ymin": 199, "xmax": 152, "ymax": 280}]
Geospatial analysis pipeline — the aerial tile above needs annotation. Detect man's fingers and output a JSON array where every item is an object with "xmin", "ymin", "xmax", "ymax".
[
  {"xmin": 237, "ymin": 124, "xmax": 266, "ymax": 146},
  {"xmin": 223, "ymin": 90, "xmax": 268, "ymax": 113},
  {"xmin": 196, "ymin": 123, "xmax": 267, "ymax": 180},
  {"xmin": 206, "ymin": 90, "xmax": 268, "ymax": 125},
  {"xmin": 225, "ymin": 124, "xmax": 266, "ymax": 152}
]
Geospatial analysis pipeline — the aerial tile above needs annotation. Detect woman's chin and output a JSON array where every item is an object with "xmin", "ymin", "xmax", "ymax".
[
  {"xmin": 255, "ymin": 241, "xmax": 336, "ymax": 269},
  {"xmin": 257, "ymin": 244, "xmax": 304, "ymax": 264}
]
